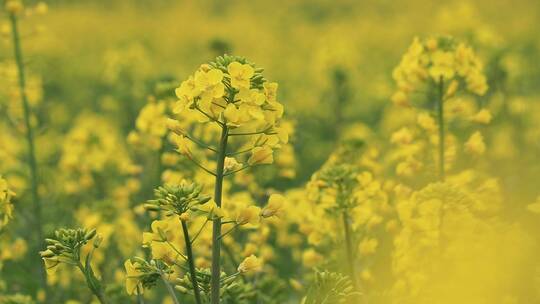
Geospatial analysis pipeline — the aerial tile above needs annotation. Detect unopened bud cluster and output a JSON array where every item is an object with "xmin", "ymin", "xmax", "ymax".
[{"xmin": 144, "ymin": 180, "xmax": 211, "ymax": 217}]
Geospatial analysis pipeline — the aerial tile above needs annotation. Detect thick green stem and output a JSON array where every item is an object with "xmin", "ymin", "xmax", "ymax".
[
  {"xmin": 211, "ymin": 126, "xmax": 228, "ymax": 304},
  {"xmin": 437, "ymin": 77, "xmax": 445, "ymax": 182},
  {"xmin": 341, "ymin": 211, "xmax": 357, "ymax": 288},
  {"xmin": 9, "ymin": 13, "xmax": 48, "ymax": 299},
  {"xmin": 181, "ymin": 220, "xmax": 202, "ymax": 304}
]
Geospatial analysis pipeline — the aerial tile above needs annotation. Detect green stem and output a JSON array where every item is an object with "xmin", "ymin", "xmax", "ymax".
[
  {"xmin": 76, "ymin": 262, "xmax": 108, "ymax": 304},
  {"xmin": 161, "ymin": 274, "xmax": 180, "ymax": 304},
  {"xmin": 181, "ymin": 220, "xmax": 202, "ymax": 304},
  {"xmin": 211, "ymin": 125, "xmax": 229, "ymax": 304},
  {"xmin": 341, "ymin": 211, "xmax": 357, "ymax": 288},
  {"xmin": 137, "ymin": 287, "xmax": 145, "ymax": 304},
  {"xmin": 9, "ymin": 12, "xmax": 48, "ymax": 299},
  {"xmin": 437, "ymin": 77, "xmax": 445, "ymax": 182}
]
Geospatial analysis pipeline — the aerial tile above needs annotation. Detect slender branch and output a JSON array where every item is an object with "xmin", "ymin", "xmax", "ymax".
[
  {"xmin": 211, "ymin": 125, "xmax": 229, "ymax": 304},
  {"xmin": 190, "ymin": 217, "xmax": 209, "ymax": 245},
  {"xmin": 186, "ymin": 156, "xmax": 216, "ymax": 176},
  {"xmin": 217, "ymin": 223, "xmax": 239, "ymax": 240},
  {"xmin": 228, "ymin": 127, "xmax": 272, "ymax": 136},
  {"xmin": 161, "ymin": 273, "xmax": 180, "ymax": 304},
  {"xmin": 195, "ymin": 106, "xmax": 224, "ymax": 127},
  {"xmin": 223, "ymin": 165, "xmax": 251, "ymax": 177},
  {"xmin": 181, "ymin": 220, "xmax": 203, "ymax": 304},
  {"xmin": 220, "ymin": 271, "xmax": 240, "ymax": 282},
  {"xmin": 212, "ymin": 101, "xmax": 226, "ymax": 109},
  {"xmin": 164, "ymin": 240, "xmax": 188, "ymax": 261},
  {"xmin": 179, "ymin": 132, "xmax": 218, "ymax": 153},
  {"xmin": 226, "ymin": 147, "xmax": 253, "ymax": 157},
  {"xmin": 220, "ymin": 220, "xmax": 236, "ymax": 225},
  {"xmin": 341, "ymin": 211, "xmax": 357, "ymax": 289},
  {"xmin": 9, "ymin": 12, "xmax": 48, "ymax": 300},
  {"xmin": 436, "ymin": 77, "xmax": 445, "ymax": 182}
]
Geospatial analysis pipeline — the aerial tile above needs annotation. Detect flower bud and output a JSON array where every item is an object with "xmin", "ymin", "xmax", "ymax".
[
  {"xmin": 84, "ymin": 228, "xmax": 97, "ymax": 241},
  {"xmin": 39, "ymin": 249, "xmax": 55, "ymax": 258},
  {"xmin": 5, "ymin": 0, "xmax": 24, "ymax": 15}
]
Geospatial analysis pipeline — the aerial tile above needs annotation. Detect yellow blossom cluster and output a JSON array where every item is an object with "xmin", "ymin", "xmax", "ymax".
[{"xmin": 392, "ymin": 36, "xmax": 488, "ymax": 107}]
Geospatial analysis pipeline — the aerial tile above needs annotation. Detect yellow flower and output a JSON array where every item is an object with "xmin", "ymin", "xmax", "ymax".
[
  {"xmin": 261, "ymin": 194, "xmax": 285, "ymax": 218},
  {"xmin": 464, "ymin": 131, "xmax": 486, "ymax": 155},
  {"xmin": 35, "ymin": 2, "xmax": 48, "ymax": 14},
  {"xmin": 470, "ymin": 109, "xmax": 492, "ymax": 124},
  {"xmin": 390, "ymin": 127, "xmax": 413, "ymax": 145},
  {"xmin": 150, "ymin": 241, "xmax": 175, "ymax": 262},
  {"xmin": 228, "ymin": 62, "xmax": 254, "ymax": 89},
  {"xmin": 417, "ymin": 113, "xmax": 436, "ymax": 132},
  {"xmin": 124, "ymin": 260, "xmax": 143, "ymax": 295},
  {"xmin": 236, "ymin": 205, "xmax": 261, "ymax": 225},
  {"xmin": 248, "ymin": 146, "xmax": 274, "ymax": 166},
  {"xmin": 237, "ymin": 255, "xmax": 262, "ymax": 273},
  {"xmin": 5, "ymin": 0, "xmax": 23, "ymax": 14},
  {"xmin": 445, "ymin": 80, "xmax": 459, "ymax": 98},
  {"xmin": 527, "ymin": 197, "xmax": 540, "ymax": 214},
  {"xmin": 194, "ymin": 68, "xmax": 225, "ymax": 103},
  {"xmin": 391, "ymin": 90, "xmax": 409, "ymax": 107},
  {"xmin": 302, "ymin": 249, "xmax": 323, "ymax": 267},
  {"xmin": 426, "ymin": 38, "xmax": 438, "ymax": 51},
  {"xmin": 263, "ymin": 82, "xmax": 278, "ymax": 103},
  {"xmin": 361, "ymin": 269, "xmax": 373, "ymax": 281},
  {"xmin": 358, "ymin": 238, "xmax": 378, "ymax": 256},
  {"xmin": 171, "ymin": 135, "xmax": 193, "ymax": 157},
  {"xmin": 223, "ymin": 103, "xmax": 246, "ymax": 128},
  {"xmin": 466, "ymin": 70, "xmax": 488, "ymax": 96},
  {"xmin": 198, "ymin": 200, "xmax": 224, "ymax": 219},
  {"xmin": 179, "ymin": 212, "xmax": 190, "ymax": 222},
  {"xmin": 175, "ymin": 76, "xmax": 198, "ymax": 104},
  {"xmin": 237, "ymin": 88, "xmax": 266, "ymax": 106},
  {"xmin": 224, "ymin": 157, "xmax": 242, "ymax": 173},
  {"xmin": 429, "ymin": 50, "xmax": 455, "ymax": 81}
]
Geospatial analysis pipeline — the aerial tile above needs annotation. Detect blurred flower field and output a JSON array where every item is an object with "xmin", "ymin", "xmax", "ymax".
[{"xmin": 1, "ymin": 0, "xmax": 540, "ymax": 303}]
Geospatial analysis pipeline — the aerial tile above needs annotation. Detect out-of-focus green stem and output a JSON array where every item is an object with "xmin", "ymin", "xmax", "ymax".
[
  {"xmin": 342, "ymin": 211, "xmax": 357, "ymax": 288},
  {"xmin": 211, "ymin": 125, "xmax": 228, "ymax": 304},
  {"xmin": 9, "ymin": 12, "xmax": 48, "ymax": 300},
  {"xmin": 161, "ymin": 274, "xmax": 180, "ymax": 304},
  {"xmin": 437, "ymin": 77, "xmax": 445, "ymax": 182}
]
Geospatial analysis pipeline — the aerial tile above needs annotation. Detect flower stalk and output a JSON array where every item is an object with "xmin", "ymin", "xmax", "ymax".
[
  {"xmin": 436, "ymin": 77, "xmax": 445, "ymax": 182},
  {"xmin": 341, "ymin": 211, "xmax": 357, "ymax": 289},
  {"xmin": 181, "ymin": 219, "xmax": 202, "ymax": 304},
  {"xmin": 9, "ymin": 11, "xmax": 48, "ymax": 299},
  {"xmin": 161, "ymin": 273, "xmax": 180, "ymax": 304},
  {"xmin": 211, "ymin": 125, "xmax": 229, "ymax": 304}
]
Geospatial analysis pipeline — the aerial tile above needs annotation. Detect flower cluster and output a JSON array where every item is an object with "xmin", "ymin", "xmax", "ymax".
[
  {"xmin": 392, "ymin": 36, "xmax": 488, "ymax": 107},
  {"xmin": 145, "ymin": 180, "xmax": 211, "ymax": 217},
  {"xmin": 39, "ymin": 228, "xmax": 99, "ymax": 274},
  {"xmin": 124, "ymin": 257, "xmax": 171, "ymax": 295},
  {"xmin": 170, "ymin": 55, "xmax": 288, "ymax": 169}
]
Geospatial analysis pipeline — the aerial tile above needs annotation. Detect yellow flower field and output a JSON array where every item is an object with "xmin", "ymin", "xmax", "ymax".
[{"xmin": 1, "ymin": 0, "xmax": 540, "ymax": 303}]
